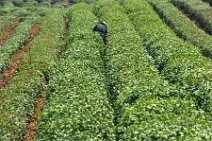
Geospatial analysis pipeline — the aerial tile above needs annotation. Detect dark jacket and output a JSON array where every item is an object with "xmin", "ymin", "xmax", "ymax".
[{"xmin": 93, "ymin": 23, "xmax": 107, "ymax": 37}]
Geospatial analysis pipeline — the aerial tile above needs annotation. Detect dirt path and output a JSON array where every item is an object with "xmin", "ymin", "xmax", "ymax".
[
  {"xmin": 0, "ymin": 21, "xmax": 20, "ymax": 47},
  {"xmin": 23, "ymin": 71, "xmax": 49, "ymax": 141},
  {"xmin": 0, "ymin": 24, "xmax": 40, "ymax": 87},
  {"xmin": 24, "ymin": 96, "xmax": 45, "ymax": 141},
  {"xmin": 24, "ymin": 19, "xmax": 69, "ymax": 141}
]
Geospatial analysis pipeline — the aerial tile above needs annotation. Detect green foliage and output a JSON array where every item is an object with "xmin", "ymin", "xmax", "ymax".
[
  {"xmin": 51, "ymin": 2, "xmax": 63, "ymax": 8},
  {"xmin": 123, "ymin": 0, "xmax": 212, "ymax": 113},
  {"xmin": 0, "ymin": 0, "xmax": 212, "ymax": 140},
  {"xmin": 0, "ymin": 16, "xmax": 17, "ymax": 35},
  {"xmin": 148, "ymin": 0, "xmax": 212, "ymax": 58},
  {"xmin": 0, "ymin": 7, "xmax": 17, "ymax": 15},
  {"xmin": 2, "ymin": 1, "xmax": 15, "ymax": 7},
  {"xmin": 38, "ymin": 1, "xmax": 51, "ymax": 7},
  {"xmin": 0, "ymin": 18, "xmax": 36, "ymax": 73},
  {"xmin": 22, "ymin": 0, "xmax": 38, "ymax": 6},
  {"xmin": 94, "ymin": 0, "xmax": 184, "ymax": 114},
  {"xmin": 35, "ymin": 3, "xmax": 116, "ymax": 140},
  {"xmin": 203, "ymin": 0, "xmax": 212, "ymax": 5},
  {"xmin": 163, "ymin": 55, "xmax": 212, "ymax": 112},
  {"xmin": 118, "ymin": 97, "xmax": 211, "ymax": 141},
  {"xmin": 0, "ymin": 0, "xmax": 99, "ymax": 7},
  {"xmin": 17, "ymin": 9, "xmax": 63, "ymax": 73},
  {"xmin": 11, "ymin": 7, "xmax": 49, "ymax": 17},
  {"xmin": 172, "ymin": 0, "xmax": 212, "ymax": 35},
  {"xmin": 13, "ymin": 7, "xmax": 32, "ymax": 16},
  {"xmin": 12, "ymin": 0, "xmax": 24, "ymax": 6},
  {"xmin": 94, "ymin": 0, "xmax": 212, "ymax": 140},
  {"xmin": 51, "ymin": 0, "xmax": 61, "ymax": 4},
  {"xmin": 0, "ymin": 8, "xmax": 63, "ymax": 141},
  {"xmin": 0, "ymin": 6, "xmax": 49, "ymax": 17},
  {"xmin": 0, "ymin": 71, "xmax": 45, "ymax": 140},
  {"xmin": 70, "ymin": 0, "xmax": 97, "ymax": 4}
]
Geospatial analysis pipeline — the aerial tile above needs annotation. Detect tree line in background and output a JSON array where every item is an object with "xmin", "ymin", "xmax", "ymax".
[{"xmin": 0, "ymin": 0, "xmax": 96, "ymax": 7}]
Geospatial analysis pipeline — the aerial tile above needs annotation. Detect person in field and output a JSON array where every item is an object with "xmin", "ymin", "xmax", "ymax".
[{"xmin": 93, "ymin": 22, "xmax": 108, "ymax": 45}]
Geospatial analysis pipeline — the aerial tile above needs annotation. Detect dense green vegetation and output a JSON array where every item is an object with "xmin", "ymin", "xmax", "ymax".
[
  {"xmin": 0, "ymin": 8, "xmax": 63, "ymax": 141},
  {"xmin": 0, "ymin": 16, "xmax": 17, "ymax": 37},
  {"xmin": 119, "ymin": 97, "xmax": 211, "ymax": 140},
  {"xmin": 172, "ymin": 0, "xmax": 212, "ymax": 35},
  {"xmin": 17, "ymin": 8, "xmax": 63, "ymax": 72},
  {"xmin": 0, "ymin": 6, "xmax": 49, "ymax": 16},
  {"xmin": 0, "ymin": 18, "xmax": 37, "ymax": 73},
  {"xmin": 0, "ymin": 71, "xmax": 45, "ymax": 140},
  {"xmin": 0, "ymin": 6, "xmax": 17, "ymax": 15},
  {"xmin": 148, "ymin": 0, "xmax": 212, "ymax": 58},
  {"xmin": 94, "ymin": 0, "xmax": 182, "ymax": 120},
  {"xmin": 0, "ymin": 7, "xmax": 49, "ymax": 38},
  {"xmin": 203, "ymin": 0, "xmax": 212, "ymax": 6},
  {"xmin": 0, "ymin": 0, "xmax": 211, "ymax": 140},
  {"xmin": 94, "ymin": 0, "xmax": 211, "ymax": 140},
  {"xmin": 36, "ymin": 4, "xmax": 116, "ymax": 140},
  {"xmin": 0, "ymin": 0, "xmax": 97, "ymax": 7},
  {"xmin": 123, "ymin": 0, "xmax": 212, "ymax": 113}
]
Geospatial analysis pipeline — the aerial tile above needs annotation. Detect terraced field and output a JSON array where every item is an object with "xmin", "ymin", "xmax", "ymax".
[{"xmin": 0, "ymin": 0, "xmax": 211, "ymax": 140}]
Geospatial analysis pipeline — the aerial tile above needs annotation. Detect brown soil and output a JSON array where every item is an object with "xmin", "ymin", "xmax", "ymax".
[
  {"xmin": 23, "ymin": 19, "xmax": 68, "ymax": 141},
  {"xmin": 0, "ymin": 21, "xmax": 19, "ymax": 47},
  {"xmin": 24, "ymin": 96, "xmax": 45, "ymax": 141},
  {"xmin": 0, "ymin": 24, "xmax": 40, "ymax": 87}
]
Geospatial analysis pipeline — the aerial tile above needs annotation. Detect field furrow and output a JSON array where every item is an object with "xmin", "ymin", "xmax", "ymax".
[
  {"xmin": 172, "ymin": 0, "xmax": 212, "ymax": 35},
  {"xmin": 0, "ymin": 16, "xmax": 18, "ymax": 36},
  {"xmin": 35, "ymin": 4, "xmax": 116, "ymax": 140},
  {"xmin": 0, "ymin": 24, "xmax": 40, "ymax": 87},
  {"xmin": 0, "ymin": 18, "xmax": 37, "ymax": 74},
  {"xmin": 148, "ymin": 0, "xmax": 212, "ymax": 58},
  {"xmin": 0, "ymin": 21, "xmax": 19, "ymax": 47},
  {"xmin": 123, "ymin": 0, "xmax": 212, "ymax": 114},
  {"xmin": 93, "ymin": 0, "xmax": 212, "ymax": 140},
  {"xmin": 21, "ymin": 9, "xmax": 64, "ymax": 141},
  {"xmin": 0, "ymin": 70, "xmax": 45, "ymax": 140},
  {"xmin": 0, "ymin": 1, "xmax": 211, "ymax": 140},
  {"xmin": 0, "ymin": 9, "xmax": 64, "ymax": 141}
]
